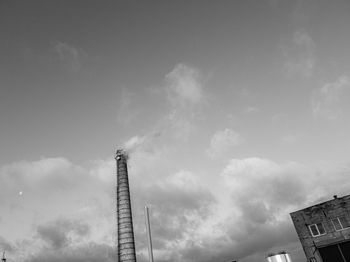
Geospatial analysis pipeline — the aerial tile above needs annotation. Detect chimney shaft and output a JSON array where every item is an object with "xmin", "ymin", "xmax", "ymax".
[{"xmin": 116, "ymin": 150, "xmax": 137, "ymax": 262}]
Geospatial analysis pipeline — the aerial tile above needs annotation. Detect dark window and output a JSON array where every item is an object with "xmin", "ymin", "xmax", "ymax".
[
  {"xmin": 339, "ymin": 216, "xmax": 350, "ymax": 228},
  {"xmin": 332, "ymin": 216, "xmax": 350, "ymax": 231},
  {"xmin": 317, "ymin": 223, "xmax": 325, "ymax": 234},
  {"xmin": 310, "ymin": 224, "xmax": 318, "ymax": 236},
  {"xmin": 309, "ymin": 223, "xmax": 326, "ymax": 237},
  {"xmin": 332, "ymin": 218, "xmax": 342, "ymax": 230}
]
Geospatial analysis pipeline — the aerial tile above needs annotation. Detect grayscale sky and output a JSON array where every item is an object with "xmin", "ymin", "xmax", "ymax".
[{"xmin": 1, "ymin": 1, "xmax": 350, "ymax": 262}]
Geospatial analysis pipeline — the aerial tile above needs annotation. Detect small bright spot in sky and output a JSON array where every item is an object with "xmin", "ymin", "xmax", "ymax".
[{"xmin": 19, "ymin": 191, "xmax": 23, "ymax": 196}]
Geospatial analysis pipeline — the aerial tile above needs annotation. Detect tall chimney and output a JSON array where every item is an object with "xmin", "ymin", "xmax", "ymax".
[{"xmin": 116, "ymin": 149, "xmax": 137, "ymax": 262}]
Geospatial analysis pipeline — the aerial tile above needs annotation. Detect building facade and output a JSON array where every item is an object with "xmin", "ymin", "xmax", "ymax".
[{"xmin": 290, "ymin": 195, "xmax": 350, "ymax": 262}]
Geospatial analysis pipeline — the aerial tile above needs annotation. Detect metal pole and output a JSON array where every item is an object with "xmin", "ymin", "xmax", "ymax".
[{"xmin": 144, "ymin": 206, "xmax": 154, "ymax": 262}]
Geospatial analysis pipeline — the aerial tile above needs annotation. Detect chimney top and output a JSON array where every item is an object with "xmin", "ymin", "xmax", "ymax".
[
  {"xmin": 115, "ymin": 149, "xmax": 128, "ymax": 160},
  {"xmin": 334, "ymin": 195, "xmax": 338, "ymax": 199}
]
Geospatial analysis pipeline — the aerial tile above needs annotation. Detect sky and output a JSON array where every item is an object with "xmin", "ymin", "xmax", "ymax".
[{"xmin": 1, "ymin": 0, "xmax": 350, "ymax": 261}]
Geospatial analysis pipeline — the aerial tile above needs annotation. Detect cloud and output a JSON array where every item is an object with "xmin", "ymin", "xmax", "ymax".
[
  {"xmin": 0, "ymin": 157, "xmax": 115, "ymax": 251},
  {"xmin": 166, "ymin": 63, "xmax": 203, "ymax": 106},
  {"xmin": 312, "ymin": 75, "xmax": 350, "ymax": 119},
  {"xmin": 24, "ymin": 243, "xmax": 116, "ymax": 262},
  {"xmin": 282, "ymin": 29, "xmax": 316, "ymax": 77},
  {"xmin": 121, "ymin": 131, "xmax": 165, "ymax": 156},
  {"xmin": 0, "ymin": 154, "xmax": 213, "ymax": 262},
  {"xmin": 120, "ymin": 63, "xmax": 205, "ymax": 144},
  {"xmin": 163, "ymin": 63, "xmax": 205, "ymax": 140},
  {"xmin": 135, "ymin": 170, "xmax": 215, "ymax": 244},
  {"xmin": 37, "ymin": 219, "xmax": 90, "ymax": 250},
  {"xmin": 2, "ymin": 154, "xmax": 350, "ymax": 262},
  {"xmin": 207, "ymin": 128, "xmax": 244, "ymax": 158},
  {"xmin": 129, "ymin": 155, "xmax": 320, "ymax": 262},
  {"xmin": 115, "ymin": 139, "xmax": 217, "ymax": 260},
  {"xmin": 53, "ymin": 42, "xmax": 85, "ymax": 71},
  {"xmin": 0, "ymin": 236, "xmax": 14, "ymax": 252},
  {"xmin": 221, "ymin": 157, "xmax": 350, "ymax": 220},
  {"xmin": 222, "ymin": 158, "xmax": 307, "ymax": 210},
  {"xmin": 119, "ymin": 128, "xmax": 334, "ymax": 262},
  {"xmin": 124, "ymin": 135, "xmax": 147, "ymax": 152},
  {"xmin": 0, "ymin": 157, "xmax": 119, "ymax": 261},
  {"xmin": 202, "ymin": 157, "xmax": 350, "ymax": 261},
  {"xmin": 0, "ymin": 158, "xmax": 85, "ymax": 201}
]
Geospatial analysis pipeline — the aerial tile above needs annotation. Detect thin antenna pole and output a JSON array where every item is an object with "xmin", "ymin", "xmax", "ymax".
[{"xmin": 144, "ymin": 206, "xmax": 154, "ymax": 262}]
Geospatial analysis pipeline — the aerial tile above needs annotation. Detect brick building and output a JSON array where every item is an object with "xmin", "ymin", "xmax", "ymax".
[{"xmin": 290, "ymin": 194, "xmax": 350, "ymax": 262}]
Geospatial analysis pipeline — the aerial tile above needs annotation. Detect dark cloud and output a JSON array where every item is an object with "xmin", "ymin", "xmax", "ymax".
[
  {"xmin": 24, "ymin": 243, "xmax": 116, "ymax": 262},
  {"xmin": 0, "ymin": 158, "xmax": 89, "ymax": 200},
  {"xmin": 177, "ymin": 220, "xmax": 298, "ymax": 262},
  {"xmin": 0, "ymin": 236, "xmax": 14, "ymax": 252},
  {"xmin": 127, "ymin": 157, "xmax": 310, "ymax": 262},
  {"xmin": 129, "ymin": 170, "xmax": 216, "ymax": 259},
  {"xmin": 37, "ymin": 219, "xmax": 90, "ymax": 250}
]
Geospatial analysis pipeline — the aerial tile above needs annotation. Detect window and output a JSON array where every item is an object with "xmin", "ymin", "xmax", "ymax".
[
  {"xmin": 331, "ymin": 216, "xmax": 350, "ymax": 231},
  {"xmin": 309, "ymin": 223, "xmax": 326, "ymax": 237}
]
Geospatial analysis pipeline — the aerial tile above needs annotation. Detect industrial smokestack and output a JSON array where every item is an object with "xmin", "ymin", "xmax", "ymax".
[{"xmin": 116, "ymin": 149, "xmax": 137, "ymax": 262}]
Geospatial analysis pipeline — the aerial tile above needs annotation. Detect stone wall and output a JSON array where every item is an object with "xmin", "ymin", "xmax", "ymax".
[{"xmin": 290, "ymin": 195, "xmax": 350, "ymax": 262}]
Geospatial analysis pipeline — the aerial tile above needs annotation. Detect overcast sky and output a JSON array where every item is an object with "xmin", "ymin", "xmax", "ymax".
[{"xmin": 1, "ymin": 1, "xmax": 350, "ymax": 262}]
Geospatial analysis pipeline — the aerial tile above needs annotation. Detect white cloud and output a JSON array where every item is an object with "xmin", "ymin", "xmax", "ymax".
[
  {"xmin": 211, "ymin": 157, "xmax": 350, "ymax": 261},
  {"xmin": 221, "ymin": 157, "xmax": 350, "ymax": 217},
  {"xmin": 166, "ymin": 63, "xmax": 203, "ymax": 106},
  {"xmin": 146, "ymin": 157, "xmax": 311, "ymax": 262},
  {"xmin": 207, "ymin": 128, "xmax": 244, "ymax": 158},
  {"xmin": 132, "ymin": 169, "xmax": 215, "ymax": 261},
  {"xmin": 0, "ymin": 158, "xmax": 84, "ymax": 196},
  {"xmin": 124, "ymin": 135, "xmax": 146, "ymax": 151},
  {"xmin": 119, "ymin": 63, "xmax": 204, "ymax": 145},
  {"xmin": 2, "ymin": 155, "xmax": 350, "ymax": 262},
  {"xmin": 121, "ymin": 130, "xmax": 164, "ymax": 156},
  {"xmin": 53, "ymin": 42, "xmax": 85, "ymax": 71},
  {"xmin": 222, "ymin": 158, "xmax": 307, "ymax": 211},
  {"xmin": 0, "ymin": 157, "xmax": 114, "ymax": 249},
  {"xmin": 312, "ymin": 75, "xmax": 350, "ymax": 119},
  {"xmin": 282, "ymin": 29, "xmax": 316, "ymax": 77}
]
